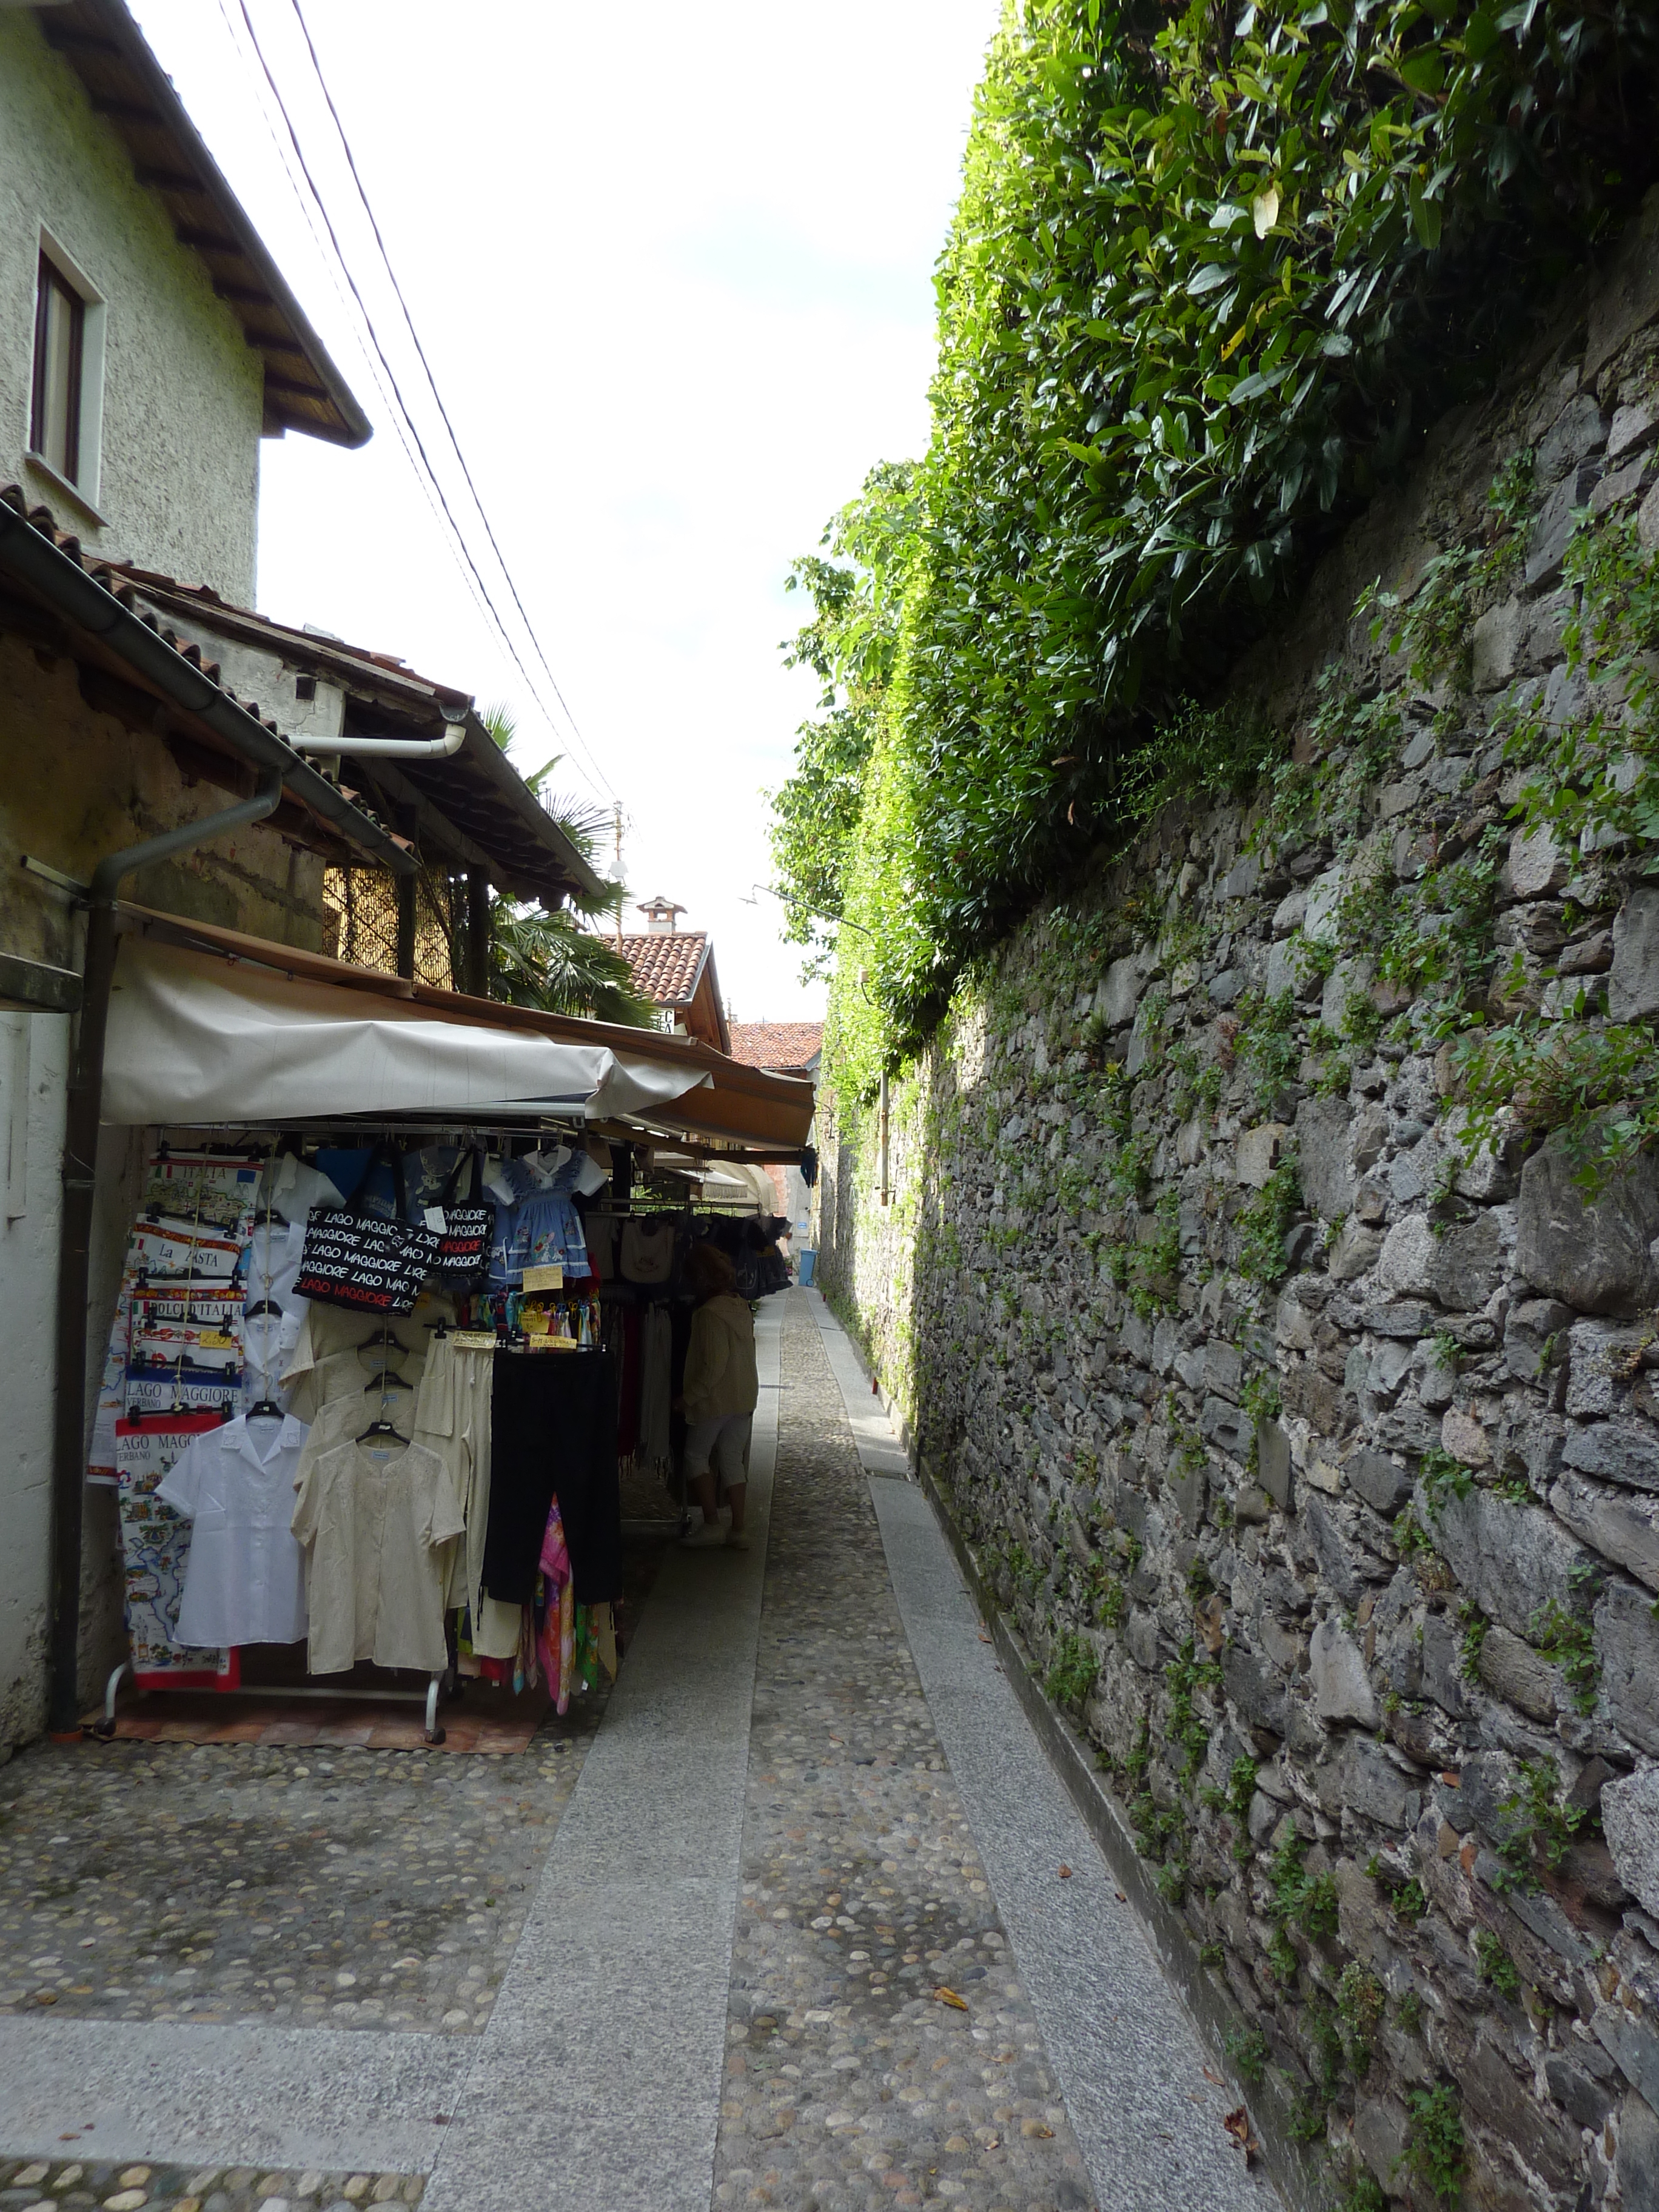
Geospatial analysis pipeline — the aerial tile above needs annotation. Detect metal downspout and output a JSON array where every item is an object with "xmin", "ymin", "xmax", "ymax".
[{"xmin": 47, "ymin": 767, "xmax": 285, "ymax": 1735}]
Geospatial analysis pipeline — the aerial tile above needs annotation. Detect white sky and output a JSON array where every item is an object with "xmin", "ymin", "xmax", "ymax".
[{"xmin": 128, "ymin": 1, "xmax": 1002, "ymax": 1022}]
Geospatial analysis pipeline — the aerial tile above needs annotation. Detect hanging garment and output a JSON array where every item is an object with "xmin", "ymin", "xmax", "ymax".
[
  {"xmin": 615, "ymin": 1305, "xmax": 641, "ymax": 1467},
  {"xmin": 156, "ymin": 1411, "xmax": 310, "ymax": 1647},
  {"xmin": 281, "ymin": 1295, "xmax": 450, "ymax": 1399},
  {"xmin": 415, "ymin": 1335, "xmax": 496, "ymax": 1627},
  {"xmin": 487, "ymin": 1157, "xmax": 592, "ymax": 1288},
  {"xmin": 637, "ymin": 1304, "xmax": 673, "ymax": 1476},
  {"xmin": 115, "ymin": 1411, "xmax": 231, "ymax": 1675},
  {"xmin": 286, "ymin": 1342, "xmax": 427, "ymax": 1429},
  {"xmin": 253, "ymin": 1152, "xmax": 344, "ymax": 1224},
  {"xmin": 471, "ymin": 1594, "xmax": 525, "ymax": 1661},
  {"xmin": 483, "ymin": 1350, "xmax": 620, "ymax": 1606},
  {"xmin": 290, "ymin": 1436, "xmax": 464, "ymax": 1674},
  {"xmin": 585, "ymin": 1215, "xmax": 618, "ymax": 1282},
  {"xmin": 314, "ymin": 1147, "xmax": 400, "ymax": 1218},
  {"xmin": 534, "ymin": 1496, "xmax": 575, "ymax": 1714},
  {"xmin": 619, "ymin": 1218, "xmax": 674, "ymax": 1284},
  {"xmin": 239, "ymin": 1213, "xmax": 313, "ymax": 1412}
]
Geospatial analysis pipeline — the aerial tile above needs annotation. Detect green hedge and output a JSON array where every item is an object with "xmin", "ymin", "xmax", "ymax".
[{"xmin": 770, "ymin": 0, "xmax": 1659, "ymax": 1088}]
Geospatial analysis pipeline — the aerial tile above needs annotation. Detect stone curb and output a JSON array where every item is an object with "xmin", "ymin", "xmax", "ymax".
[{"xmin": 914, "ymin": 1452, "xmax": 1333, "ymax": 2212}]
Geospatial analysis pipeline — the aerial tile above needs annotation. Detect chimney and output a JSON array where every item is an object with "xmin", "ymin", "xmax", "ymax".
[{"xmin": 637, "ymin": 895, "xmax": 686, "ymax": 936}]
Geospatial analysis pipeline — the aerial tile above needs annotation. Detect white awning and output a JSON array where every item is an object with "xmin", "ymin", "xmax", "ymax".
[{"xmin": 102, "ymin": 940, "xmax": 710, "ymax": 1126}]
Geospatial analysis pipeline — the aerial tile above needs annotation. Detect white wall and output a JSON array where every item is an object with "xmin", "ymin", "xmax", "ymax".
[{"xmin": 0, "ymin": 12, "xmax": 264, "ymax": 603}]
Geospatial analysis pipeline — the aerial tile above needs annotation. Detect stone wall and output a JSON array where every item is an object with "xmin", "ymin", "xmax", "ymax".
[{"xmin": 816, "ymin": 203, "xmax": 1659, "ymax": 2212}]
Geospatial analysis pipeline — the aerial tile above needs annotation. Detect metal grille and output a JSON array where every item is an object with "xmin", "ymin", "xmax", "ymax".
[{"xmin": 323, "ymin": 863, "xmax": 458, "ymax": 992}]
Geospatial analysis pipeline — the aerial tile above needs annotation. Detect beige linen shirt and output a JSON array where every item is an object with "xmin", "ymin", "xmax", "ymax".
[{"xmin": 291, "ymin": 1438, "xmax": 464, "ymax": 1675}]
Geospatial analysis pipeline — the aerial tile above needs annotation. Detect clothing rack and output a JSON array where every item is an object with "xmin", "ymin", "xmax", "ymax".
[
  {"xmin": 92, "ymin": 1661, "xmax": 447, "ymax": 1744},
  {"xmin": 97, "ymin": 1129, "xmax": 627, "ymax": 1744}
]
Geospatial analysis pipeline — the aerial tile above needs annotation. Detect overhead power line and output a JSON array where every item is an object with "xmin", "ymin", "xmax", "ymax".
[
  {"xmin": 228, "ymin": 0, "xmax": 616, "ymax": 809},
  {"xmin": 213, "ymin": 0, "xmax": 512, "ymax": 671},
  {"xmin": 288, "ymin": 0, "xmax": 613, "ymax": 806}
]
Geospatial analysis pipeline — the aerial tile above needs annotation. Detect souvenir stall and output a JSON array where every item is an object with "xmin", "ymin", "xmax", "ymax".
[{"xmin": 82, "ymin": 925, "xmax": 813, "ymax": 1745}]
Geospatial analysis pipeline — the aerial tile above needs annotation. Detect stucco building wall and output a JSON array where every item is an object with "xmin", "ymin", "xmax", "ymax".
[
  {"xmin": 0, "ymin": 635, "xmax": 338, "ymax": 1752},
  {"xmin": 0, "ymin": 11, "xmax": 264, "ymax": 603}
]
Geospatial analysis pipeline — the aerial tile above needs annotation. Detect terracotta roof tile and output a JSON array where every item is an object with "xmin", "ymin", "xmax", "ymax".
[
  {"xmin": 728, "ymin": 1021, "xmax": 823, "ymax": 1073},
  {"xmin": 618, "ymin": 931, "xmax": 709, "ymax": 1005}
]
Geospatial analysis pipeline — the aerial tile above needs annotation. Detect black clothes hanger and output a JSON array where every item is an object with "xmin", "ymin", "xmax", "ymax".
[
  {"xmin": 248, "ymin": 1397, "xmax": 284, "ymax": 1421},
  {"xmin": 357, "ymin": 1412, "xmax": 409, "ymax": 1444},
  {"xmin": 244, "ymin": 1298, "xmax": 283, "ymax": 1320}
]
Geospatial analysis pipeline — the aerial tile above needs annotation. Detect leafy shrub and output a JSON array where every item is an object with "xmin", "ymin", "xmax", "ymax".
[
  {"xmin": 777, "ymin": 0, "xmax": 1659, "ymax": 1077},
  {"xmin": 1225, "ymin": 2026, "xmax": 1269, "ymax": 2086},
  {"xmin": 1045, "ymin": 1630, "xmax": 1101, "ymax": 1709},
  {"xmin": 1403, "ymin": 2083, "xmax": 1466, "ymax": 2205}
]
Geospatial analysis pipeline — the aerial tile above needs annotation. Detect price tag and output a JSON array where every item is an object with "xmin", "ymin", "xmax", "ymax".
[
  {"xmin": 424, "ymin": 1206, "xmax": 447, "ymax": 1233},
  {"xmin": 522, "ymin": 1263, "xmax": 564, "ymax": 1292}
]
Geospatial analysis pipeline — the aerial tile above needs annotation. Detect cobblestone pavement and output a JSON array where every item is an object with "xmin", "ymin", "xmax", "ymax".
[
  {"xmin": 713, "ymin": 1300, "xmax": 1096, "ymax": 2212},
  {"xmin": 0, "ymin": 2154, "xmax": 421, "ymax": 2212},
  {"xmin": 0, "ymin": 1725, "xmax": 592, "ymax": 2032}
]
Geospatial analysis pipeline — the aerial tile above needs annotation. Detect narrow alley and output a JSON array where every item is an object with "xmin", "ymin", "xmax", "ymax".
[{"xmin": 0, "ymin": 1292, "xmax": 1267, "ymax": 2212}]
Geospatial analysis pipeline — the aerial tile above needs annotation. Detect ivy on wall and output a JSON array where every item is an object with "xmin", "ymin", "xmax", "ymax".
[{"xmin": 769, "ymin": 0, "xmax": 1659, "ymax": 1093}]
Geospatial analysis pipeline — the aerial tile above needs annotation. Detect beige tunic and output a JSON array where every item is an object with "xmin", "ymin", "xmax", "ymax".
[{"xmin": 291, "ymin": 1438, "xmax": 464, "ymax": 1675}]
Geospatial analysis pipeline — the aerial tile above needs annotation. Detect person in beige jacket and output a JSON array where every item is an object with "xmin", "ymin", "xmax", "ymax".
[{"xmin": 677, "ymin": 1242, "xmax": 758, "ymax": 1550}]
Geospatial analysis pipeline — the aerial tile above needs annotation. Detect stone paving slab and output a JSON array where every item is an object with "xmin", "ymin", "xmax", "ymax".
[
  {"xmin": 868, "ymin": 1476, "xmax": 1273, "ymax": 2212},
  {"xmin": 0, "ymin": 2016, "xmax": 466, "ymax": 2173},
  {"xmin": 418, "ymin": 1299, "xmax": 786, "ymax": 2212},
  {"xmin": 803, "ymin": 1295, "xmax": 910, "ymax": 1476},
  {"xmin": 712, "ymin": 1297, "xmax": 1098, "ymax": 2212}
]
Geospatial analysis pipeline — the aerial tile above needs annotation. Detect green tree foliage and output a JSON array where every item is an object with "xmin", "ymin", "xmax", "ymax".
[
  {"xmin": 769, "ymin": 0, "xmax": 1659, "ymax": 1087},
  {"xmin": 767, "ymin": 463, "xmax": 920, "ymax": 974},
  {"xmin": 480, "ymin": 709, "xmax": 651, "ymax": 1025}
]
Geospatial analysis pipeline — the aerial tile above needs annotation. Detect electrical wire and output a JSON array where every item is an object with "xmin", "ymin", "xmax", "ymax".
[
  {"xmin": 213, "ymin": 0, "xmax": 509, "ymax": 670},
  {"xmin": 288, "ymin": 0, "xmax": 614, "ymax": 805},
  {"xmin": 230, "ymin": 0, "xmax": 612, "ymax": 806}
]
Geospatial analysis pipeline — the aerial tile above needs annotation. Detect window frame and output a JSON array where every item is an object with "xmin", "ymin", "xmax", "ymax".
[
  {"xmin": 25, "ymin": 232, "xmax": 108, "ymax": 517},
  {"xmin": 31, "ymin": 253, "xmax": 85, "ymax": 486}
]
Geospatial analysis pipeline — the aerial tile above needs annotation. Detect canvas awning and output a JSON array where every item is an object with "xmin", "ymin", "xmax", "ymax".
[
  {"xmin": 102, "ymin": 914, "xmax": 815, "ymax": 1156},
  {"xmin": 103, "ymin": 939, "xmax": 705, "ymax": 1126}
]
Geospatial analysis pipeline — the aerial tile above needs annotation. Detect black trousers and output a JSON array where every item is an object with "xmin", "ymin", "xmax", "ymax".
[{"xmin": 484, "ymin": 1349, "xmax": 620, "ymax": 1605}]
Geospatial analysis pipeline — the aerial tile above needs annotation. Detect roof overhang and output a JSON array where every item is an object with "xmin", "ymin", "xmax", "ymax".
[
  {"xmin": 115, "ymin": 906, "xmax": 816, "ymax": 1156},
  {"xmin": 36, "ymin": 0, "xmax": 370, "ymax": 446},
  {"xmin": 113, "ymin": 572, "xmax": 610, "ymax": 907},
  {"xmin": 0, "ymin": 490, "xmax": 413, "ymax": 874}
]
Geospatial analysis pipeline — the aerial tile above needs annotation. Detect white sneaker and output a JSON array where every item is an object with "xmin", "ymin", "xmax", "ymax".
[
  {"xmin": 725, "ymin": 1529, "xmax": 751, "ymax": 1552},
  {"xmin": 680, "ymin": 1521, "xmax": 726, "ymax": 1549}
]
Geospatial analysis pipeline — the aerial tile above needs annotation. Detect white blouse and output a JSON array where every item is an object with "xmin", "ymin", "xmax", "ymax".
[{"xmin": 156, "ymin": 1412, "xmax": 311, "ymax": 1648}]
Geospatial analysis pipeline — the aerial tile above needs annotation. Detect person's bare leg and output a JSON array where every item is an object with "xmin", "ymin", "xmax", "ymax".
[
  {"xmin": 726, "ymin": 1481, "xmax": 746, "ymax": 1534},
  {"xmin": 691, "ymin": 1471, "xmax": 720, "ymax": 1524}
]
